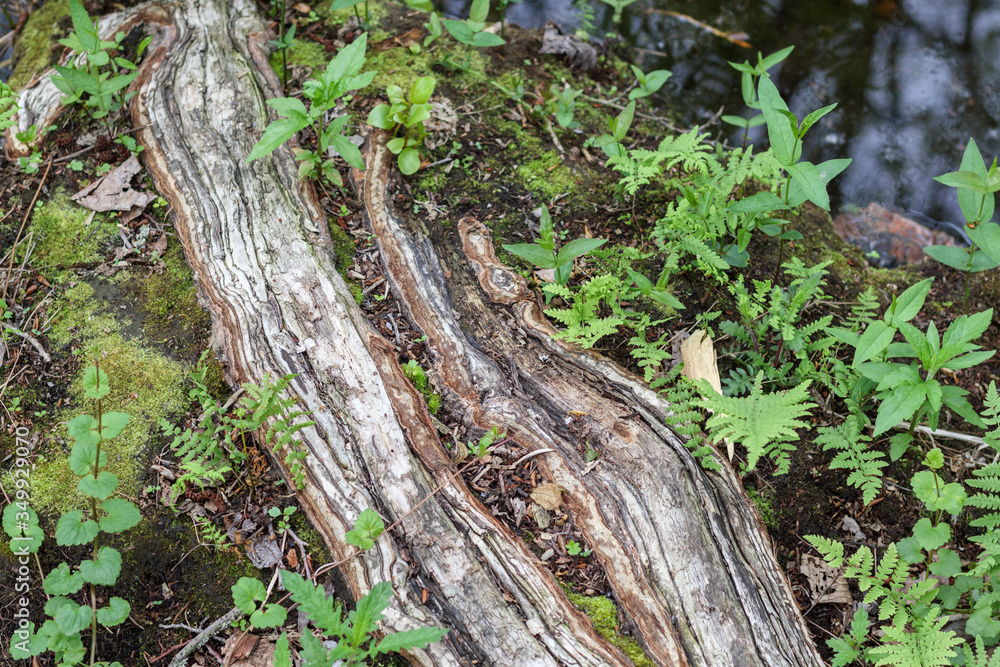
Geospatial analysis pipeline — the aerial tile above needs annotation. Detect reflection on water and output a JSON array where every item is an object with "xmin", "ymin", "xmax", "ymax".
[{"xmin": 445, "ymin": 0, "xmax": 1000, "ymax": 233}]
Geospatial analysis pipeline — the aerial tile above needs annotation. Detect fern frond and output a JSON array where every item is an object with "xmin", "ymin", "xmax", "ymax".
[
  {"xmin": 0, "ymin": 82, "xmax": 17, "ymax": 133},
  {"xmin": 654, "ymin": 365, "xmax": 719, "ymax": 471},
  {"xmin": 966, "ymin": 461, "xmax": 1000, "ymax": 531},
  {"xmin": 962, "ymin": 636, "xmax": 1000, "ymax": 667},
  {"xmin": 818, "ymin": 416, "xmax": 886, "ymax": 505},
  {"xmin": 828, "ymin": 608, "xmax": 870, "ymax": 667},
  {"xmin": 700, "ymin": 371, "xmax": 815, "ymax": 474},
  {"xmin": 868, "ymin": 607, "xmax": 962, "ymax": 667},
  {"xmin": 804, "ymin": 534, "xmax": 846, "ymax": 567}
]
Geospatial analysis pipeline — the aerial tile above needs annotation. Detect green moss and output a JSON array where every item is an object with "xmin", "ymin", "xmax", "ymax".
[
  {"xmin": 315, "ymin": 0, "xmax": 390, "ymax": 28},
  {"xmin": 132, "ymin": 242, "xmax": 211, "ymax": 339},
  {"xmin": 566, "ymin": 592, "xmax": 655, "ymax": 667},
  {"xmin": 517, "ymin": 152, "xmax": 578, "ymax": 200},
  {"xmin": 8, "ymin": 0, "xmax": 68, "ymax": 91},
  {"xmin": 28, "ymin": 336, "xmax": 187, "ymax": 513},
  {"xmin": 269, "ymin": 39, "xmax": 330, "ymax": 78},
  {"xmin": 367, "ymin": 43, "xmax": 487, "ymax": 93},
  {"xmin": 747, "ymin": 487, "xmax": 778, "ymax": 531},
  {"xmin": 402, "ymin": 359, "xmax": 441, "ymax": 414},
  {"xmin": 328, "ymin": 221, "xmax": 357, "ymax": 274},
  {"xmin": 31, "ymin": 189, "xmax": 114, "ymax": 275},
  {"xmin": 48, "ymin": 282, "xmax": 118, "ymax": 346}
]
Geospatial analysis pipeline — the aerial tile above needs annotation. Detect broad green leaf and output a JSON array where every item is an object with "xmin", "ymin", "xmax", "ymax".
[
  {"xmin": 329, "ymin": 33, "xmax": 368, "ymax": 83},
  {"xmin": 409, "ymin": 76, "xmax": 436, "ymax": 105},
  {"xmin": 386, "ymin": 137, "xmax": 406, "ymax": 154},
  {"xmin": 722, "ymin": 114, "xmax": 752, "ymax": 128},
  {"xmin": 786, "ymin": 161, "xmax": 830, "ymax": 210},
  {"xmin": 896, "ymin": 536, "xmax": 924, "ymax": 564},
  {"xmin": 367, "ymin": 104, "xmax": 395, "ymax": 129},
  {"xmin": 798, "ymin": 103, "xmax": 837, "ymax": 137},
  {"xmin": 96, "ymin": 597, "xmax": 130, "ymax": 627},
  {"xmin": 406, "ymin": 104, "xmax": 432, "ymax": 128},
  {"xmin": 649, "ymin": 289, "xmax": 684, "ymax": 310},
  {"xmin": 330, "ymin": 133, "xmax": 365, "ymax": 170},
  {"xmin": 626, "ymin": 267, "xmax": 652, "ymax": 294},
  {"xmin": 935, "ymin": 170, "xmax": 987, "ymax": 193},
  {"xmin": 372, "ymin": 626, "xmax": 449, "ymax": 656},
  {"xmin": 614, "ymin": 101, "xmax": 635, "ymax": 141},
  {"xmin": 330, "ymin": 0, "xmax": 362, "ymax": 8},
  {"xmin": 968, "ymin": 221, "xmax": 1000, "ymax": 262},
  {"xmin": 345, "ymin": 69, "xmax": 376, "ymax": 92},
  {"xmin": 760, "ymin": 45, "xmax": 795, "ymax": 70},
  {"xmin": 56, "ymin": 510, "xmax": 100, "ymax": 546},
  {"xmin": 102, "ymin": 71, "xmax": 139, "ymax": 95},
  {"xmin": 469, "ymin": 0, "xmax": 489, "ymax": 23},
  {"xmin": 99, "ymin": 498, "xmax": 141, "ymax": 534},
  {"xmin": 443, "ymin": 19, "xmax": 475, "ymax": 44},
  {"xmin": 3, "ymin": 503, "xmax": 44, "ymax": 554},
  {"xmin": 355, "ymin": 508, "xmax": 385, "ymax": 538},
  {"xmin": 398, "ymin": 147, "xmax": 421, "ymax": 175},
  {"xmin": 80, "ymin": 546, "xmax": 122, "ymax": 585},
  {"xmin": 78, "ymin": 471, "xmax": 118, "ymax": 500},
  {"xmin": 68, "ymin": 0, "xmax": 99, "ymax": 53},
  {"xmin": 266, "ymin": 96, "xmax": 309, "ymax": 121},
  {"xmin": 872, "ymin": 382, "xmax": 926, "ymax": 436},
  {"xmin": 966, "ymin": 608, "xmax": 1000, "ymax": 641},
  {"xmin": 8, "ymin": 621, "xmax": 46, "ymax": 659},
  {"xmin": 941, "ymin": 386, "xmax": 986, "ymax": 428},
  {"xmin": 350, "ymin": 581, "xmax": 392, "ymax": 646},
  {"xmin": 555, "ymin": 238, "xmax": 606, "ymax": 265},
  {"xmin": 100, "ymin": 411, "xmax": 130, "ymax": 439},
  {"xmin": 502, "ymin": 243, "xmax": 556, "ymax": 269},
  {"xmin": 250, "ymin": 603, "xmax": 288, "ymax": 629},
  {"xmin": 924, "ymin": 244, "xmax": 973, "ymax": 271},
  {"xmin": 232, "ymin": 577, "xmax": 266, "ymax": 614},
  {"xmin": 852, "ymin": 321, "xmax": 895, "ymax": 366},
  {"xmin": 785, "ymin": 158, "xmax": 851, "ymax": 208},
  {"xmin": 53, "ymin": 65, "xmax": 102, "ymax": 97},
  {"xmin": 43, "ymin": 562, "xmax": 85, "ymax": 596},
  {"xmin": 885, "ymin": 278, "xmax": 933, "ymax": 326},
  {"xmin": 471, "ymin": 31, "xmax": 505, "ymax": 47},
  {"xmin": 55, "ymin": 601, "xmax": 94, "ymax": 635},
  {"xmin": 727, "ymin": 191, "xmax": 789, "ymax": 213},
  {"xmin": 912, "ymin": 517, "xmax": 950, "ymax": 551},
  {"xmin": 87, "ymin": 50, "xmax": 110, "ymax": 66},
  {"xmin": 247, "ymin": 118, "xmax": 308, "ymax": 162}
]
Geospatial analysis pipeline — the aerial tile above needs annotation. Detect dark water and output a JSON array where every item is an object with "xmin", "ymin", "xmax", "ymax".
[{"xmin": 441, "ymin": 0, "xmax": 1000, "ymax": 235}]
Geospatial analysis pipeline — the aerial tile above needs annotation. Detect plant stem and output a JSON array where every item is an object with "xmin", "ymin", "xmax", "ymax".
[{"xmin": 89, "ymin": 358, "xmax": 104, "ymax": 667}]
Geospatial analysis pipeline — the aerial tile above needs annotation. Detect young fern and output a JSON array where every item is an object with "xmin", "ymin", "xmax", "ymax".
[
  {"xmin": 652, "ymin": 365, "xmax": 719, "ymax": 471},
  {"xmin": 867, "ymin": 607, "xmax": 962, "ymax": 667},
  {"xmin": 817, "ymin": 414, "xmax": 886, "ymax": 505},
  {"xmin": 0, "ymin": 82, "xmax": 18, "ymax": 132},
  {"xmin": 698, "ymin": 371, "xmax": 815, "ymax": 474}
]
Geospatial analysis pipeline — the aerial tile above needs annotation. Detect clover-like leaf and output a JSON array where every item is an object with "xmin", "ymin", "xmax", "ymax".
[
  {"xmin": 55, "ymin": 510, "xmax": 100, "ymax": 546},
  {"xmin": 78, "ymin": 471, "xmax": 119, "ymax": 500},
  {"xmin": 80, "ymin": 546, "xmax": 123, "ymax": 586},
  {"xmin": 250, "ymin": 603, "xmax": 288, "ymax": 629},
  {"xmin": 96, "ymin": 597, "xmax": 130, "ymax": 627},
  {"xmin": 43, "ymin": 562, "xmax": 85, "ymax": 596},
  {"xmin": 99, "ymin": 498, "xmax": 141, "ymax": 534},
  {"xmin": 232, "ymin": 577, "xmax": 266, "ymax": 614},
  {"xmin": 913, "ymin": 517, "xmax": 950, "ymax": 551}
]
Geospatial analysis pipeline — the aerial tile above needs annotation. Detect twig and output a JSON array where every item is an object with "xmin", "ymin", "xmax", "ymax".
[
  {"xmin": 544, "ymin": 115, "xmax": 566, "ymax": 158},
  {"xmin": 166, "ymin": 606, "xmax": 243, "ymax": 667},
  {"xmin": 158, "ymin": 623, "xmax": 205, "ymax": 634},
  {"xmin": 2, "ymin": 156, "xmax": 53, "ymax": 301},
  {"xmin": 1, "ymin": 321, "xmax": 51, "ymax": 362}
]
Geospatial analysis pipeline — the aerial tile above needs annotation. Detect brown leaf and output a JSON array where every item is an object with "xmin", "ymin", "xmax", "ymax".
[
  {"xmin": 149, "ymin": 234, "xmax": 168, "ymax": 254},
  {"xmin": 231, "ymin": 632, "xmax": 259, "ymax": 661},
  {"xmin": 799, "ymin": 554, "xmax": 851, "ymax": 605},
  {"xmin": 72, "ymin": 155, "xmax": 157, "ymax": 213},
  {"xmin": 530, "ymin": 483, "xmax": 562, "ymax": 511},
  {"xmin": 287, "ymin": 548, "xmax": 298, "ymax": 569},
  {"xmin": 293, "ymin": 2, "xmax": 311, "ymax": 11}
]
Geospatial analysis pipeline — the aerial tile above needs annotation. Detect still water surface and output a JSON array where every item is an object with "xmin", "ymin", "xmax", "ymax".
[{"xmin": 443, "ymin": 0, "xmax": 1000, "ymax": 234}]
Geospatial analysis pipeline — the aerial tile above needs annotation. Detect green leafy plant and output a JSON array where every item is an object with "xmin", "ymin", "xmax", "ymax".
[
  {"xmin": 698, "ymin": 371, "xmax": 815, "ymax": 474},
  {"xmin": 247, "ymin": 33, "xmax": 373, "ymax": 186},
  {"xmin": 651, "ymin": 364, "xmax": 718, "ymax": 470},
  {"xmin": 423, "ymin": 11, "xmax": 443, "ymax": 46},
  {"xmin": 232, "ymin": 576, "xmax": 288, "ymax": 630},
  {"xmin": 275, "ymin": 572, "xmax": 448, "ymax": 666},
  {"xmin": 549, "ymin": 83, "xmax": 582, "ymax": 129},
  {"xmin": 402, "ymin": 359, "xmax": 442, "ymax": 413},
  {"xmin": 443, "ymin": 0, "xmax": 505, "ymax": 47},
  {"xmin": 50, "ymin": 0, "xmax": 151, "ymax": 122},
  {"xmin": 345, "ymin": 507, "xmax": 385, "ymax": 550},
  {"xmin": 114, "ymin": 134, "xmax": 142, "ymax": 155},
  {"xmin": 628, "ymin": 64, "xmax": 671, "ymax": 100},
  {"xmin": 497, "ymin": 0, "xmax": 522, "ymax": 40},
  {"xmin": 598, "ymin": 0, "xmax": 638, "ymax": 25},
  {"xmin": 839, "ymin": 277, "xmax": 993, "ymax": 460},
  {"xmin": 193, "ymin": 515, "xmax": 231, "ymax": 551},
  {"xmin": 722, "ymin": 46, "xmax": 794, "ymax": 146},
  {"xmin": 816, "ymin": 413, "xmax": 886, "ymax": 505},
  {"xmin": 269, "ymin": 20, "xmax": 296, "ymax": 91},
  {"xmin": 269, "ymin": 505, "xmax": 297, "ymax": 533},
  {"xmin": 924, "ymin": 138, "xmax": 1000, "ymax": 299},
  {"xmin": 0, "ymin": 81, "xmax": 18, "ymax": 131},
  {"xmin": 565, "ymin": 540, "xmax": 591, "ymax": 556},
  {"xmin": 502, "ymin": 205, "xmax": 606, "ymax": 286},
  {"xmin": 367, "ymin": 76, "xmax": 436, "ymax": 175},
  {"xmin": 591, "ymin": 100, "xmax": 634, "ymax": 162},
  {"xmin": 9, "ymin": 361, "xmax": 141, "ymax": 665},
  {"xmin": 331, "ymin": 0, "xmax": 371, "ymax": 25}
]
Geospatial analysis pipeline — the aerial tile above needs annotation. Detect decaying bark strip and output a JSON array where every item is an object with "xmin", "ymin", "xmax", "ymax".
[{"xmin": 7, "ymin": 1, "xmax": 826, "ymax": 664}]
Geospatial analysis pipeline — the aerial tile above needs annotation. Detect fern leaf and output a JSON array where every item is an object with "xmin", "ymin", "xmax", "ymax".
[
  {"xmin": 818, "ymin": 416, "xmax": 886, "ymax": 505},
  {"xmin": 0, "ymin": 82, "xmax": 17, "ymax": 133},
  {"xmin": 700, "ymin": 371, "xmax": 815, "ymax": 474},
  {"xmin": 869, "ymin": 607, "xmax": 961, "ymax": 667}
]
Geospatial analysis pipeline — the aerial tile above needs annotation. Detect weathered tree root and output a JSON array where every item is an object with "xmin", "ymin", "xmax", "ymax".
[{"xmin": 7, "ymin": 0, "xmax": 825, "ymax": 664}]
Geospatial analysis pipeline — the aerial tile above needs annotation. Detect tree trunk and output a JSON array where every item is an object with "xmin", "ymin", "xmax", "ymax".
[{"xmin": 8, "ymin": 1, "xmax": 827, "ymax": 665}]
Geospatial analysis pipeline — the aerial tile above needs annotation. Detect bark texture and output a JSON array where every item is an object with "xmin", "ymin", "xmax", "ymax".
[{"xmin": 7, "ymin": 2, "xmax": 827, "ymax": 665}]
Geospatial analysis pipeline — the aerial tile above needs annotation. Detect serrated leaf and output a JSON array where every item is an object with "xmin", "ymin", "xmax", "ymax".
[
  {"xmin": 373, "ymin": 626, "xmax": 449, "ymax": 655},
  {"xmin": 281, "ymin": 570, "xmax": 345, "ymax": 636},
  {"xmin": 350, "ymin": 581, "xmax": 392, "ymax": 646}
]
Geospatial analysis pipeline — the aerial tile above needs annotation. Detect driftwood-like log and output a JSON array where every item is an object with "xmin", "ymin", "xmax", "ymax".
[{"xmin": 8, "ymin": 1, "xmax": 826, "ymax": 665}]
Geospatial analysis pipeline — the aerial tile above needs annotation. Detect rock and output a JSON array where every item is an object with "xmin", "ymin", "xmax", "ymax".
[{"xmin": 832, "ymin": 203, "xmax": 957, "ymax": 267}]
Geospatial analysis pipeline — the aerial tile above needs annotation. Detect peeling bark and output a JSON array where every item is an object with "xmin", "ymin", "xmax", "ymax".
[{"xmin": 7, "ymin": 1, "xmax": 826, "ymax": 665}]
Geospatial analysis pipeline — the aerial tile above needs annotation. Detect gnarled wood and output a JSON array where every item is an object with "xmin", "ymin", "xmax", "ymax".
[{"xmin": 7, "ymin": 1, "xmax": 826, "ymax": 664}]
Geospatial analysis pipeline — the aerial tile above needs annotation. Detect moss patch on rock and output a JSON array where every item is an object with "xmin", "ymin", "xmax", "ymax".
[
  {"xmin": 8, "ymin": 0, "xmax": 68, "ymax": 91},
  {"xmin": 31, "ymin": 189, "xmax": 115, "ymax": 276},
  {"xmin": 566, "ymin": 592, "xmax": 655, "ymax": 667}
]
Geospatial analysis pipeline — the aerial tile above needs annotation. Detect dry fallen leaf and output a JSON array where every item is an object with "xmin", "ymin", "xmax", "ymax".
[
  {"xmin": 680, "ymin": 330, "xmax": 730, "ymax": 459},
  {"xmin": 530, "ymin": 482, "xmax": 562, "ymax": 511},
  {"xmin": 72, "ymin": 155, "xmax": 157, "ymax": 213},
  {"xmin": 800, "ymin": 554, "xmax": 851, "ymax": 605},
  {"xmin": 287, "ymin": 548, "xmax": 298, "ymax": 569}
]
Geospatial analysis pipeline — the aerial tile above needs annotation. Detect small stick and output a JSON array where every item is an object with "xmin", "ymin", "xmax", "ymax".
[{"xmin": 165, "ymin": 606, "xmax": 243, "ymax": 667}]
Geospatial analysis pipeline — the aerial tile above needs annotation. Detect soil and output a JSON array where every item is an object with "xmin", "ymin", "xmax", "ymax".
[{"xmin": 4, "ymin": 0, "xmax": 1000, "ymax": 664}]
